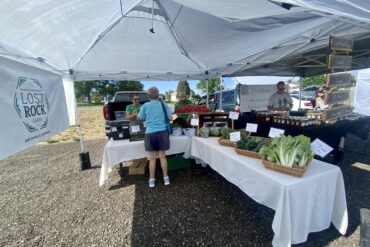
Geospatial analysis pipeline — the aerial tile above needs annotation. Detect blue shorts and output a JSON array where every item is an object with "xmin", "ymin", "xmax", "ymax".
[{"xmin": 144, "ymin": 130, "xmax": 170, "ymax": 151}]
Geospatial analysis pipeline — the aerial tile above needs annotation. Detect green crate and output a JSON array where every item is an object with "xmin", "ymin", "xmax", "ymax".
[{"xmin": 167, "ymin": 154, "xmax": 190, "ymax": 171}]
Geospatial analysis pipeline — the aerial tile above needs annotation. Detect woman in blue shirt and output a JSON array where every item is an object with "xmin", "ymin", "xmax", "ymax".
[{"xmin": 138, "ymin": 87, "xmax": 172, "ymax": 188}]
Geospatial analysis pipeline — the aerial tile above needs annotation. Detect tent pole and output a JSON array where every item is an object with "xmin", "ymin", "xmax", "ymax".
[
  {"xmin": 299, "ymin": 78, "xmax": 302, "ymax": 110},
  {"xmin": 206, "ymin": 79, "xmax": 209, "ymax": 108},
  {"xmin": 219, "ymin": 76, "xmax": 223, "ymax": 111},
  {"xmin": 299, "ymin": 68, "xmax": 305, "ymax": 110},
  {"xmin": 75, "ymin": 104, "xmax": 85, "ymax": 153},
  {"xmin": 71, "ymin": 76, "xmax": 91, "ymax": 170}
]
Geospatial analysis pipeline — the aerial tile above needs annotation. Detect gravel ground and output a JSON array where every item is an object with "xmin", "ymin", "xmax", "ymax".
[{"xmin": 0, "ymin": 139, "xmax": 369, "ymax": 247}]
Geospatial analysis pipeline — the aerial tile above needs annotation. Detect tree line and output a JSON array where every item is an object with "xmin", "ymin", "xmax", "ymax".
[
  {"xmin": 74, "ymin": 78, "xmax": 224, "ymax": 103},
  {"xmin": 75, "ymin": 80, "xmax": 144, "ymax": 103}
]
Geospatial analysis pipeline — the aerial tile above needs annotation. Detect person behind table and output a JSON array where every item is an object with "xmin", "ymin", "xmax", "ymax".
[
  {"xmin": 267, "ymin": 81, "xmax": 293, "ymax": 111},
  {"xmin": 315, "ymin": 86, "xmax": 327, "ymax": 109},
  {"xmin": 138, "ymin": 87, "xmax": 172, "ymax": 188},
  {"xmin": 126, "ymin": 94, "xmax": 141, "ymax": 120},
  {"xmin": 175, "ymin": 92, "xmax": 193, "ymax": 121}
]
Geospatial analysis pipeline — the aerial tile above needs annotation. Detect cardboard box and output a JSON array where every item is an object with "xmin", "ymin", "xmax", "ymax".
[{"xmin": 128, "ymin": 158, "xmax": 148, "ymax": 175}]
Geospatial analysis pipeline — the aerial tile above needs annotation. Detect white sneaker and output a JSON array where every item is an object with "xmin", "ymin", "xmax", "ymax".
[
  {"xmin": 163, "ymin": 176, "xmax": 170, "ymax": 186},
  {"xmin": 149, "ymin": 178, "xmax": 155, "ymax": 188}
]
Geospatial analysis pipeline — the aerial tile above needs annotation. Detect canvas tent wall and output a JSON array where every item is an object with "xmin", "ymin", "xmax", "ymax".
[
  {"xmin": 1, "ymin": 0, "xmax": 370, "ymax": 160},
  {"xmin": 354, "ymin": 68, "xmax": 370, "ymax": 116}
]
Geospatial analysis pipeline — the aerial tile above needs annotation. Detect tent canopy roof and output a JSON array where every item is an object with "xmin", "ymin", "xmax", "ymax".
[{"xmin": 1, "ymin": 0, "xmax": 370, "ymax": 80}]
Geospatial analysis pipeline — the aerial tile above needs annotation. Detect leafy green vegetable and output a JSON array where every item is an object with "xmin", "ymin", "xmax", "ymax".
[
  {"xmin": 221, "ymin": 128, "xmax": 233, "ymax": 139},
  {"xmin": 199, "ymin": 126, "xmax": 210, "ymax": 138},
  {"xmin": 209, "ymin": 127, "xmax": 220, "ymax": 136},
  {"xmin": 258, "ymin": 135, "xmax": 313, "ymax": 168},
  {"xmin": 236, "ymin": 136, "xmax": 269, "ymax": 152},
  {"xmin": 221, "ymin": 128, "xmax": 250, "ymax": 140}
]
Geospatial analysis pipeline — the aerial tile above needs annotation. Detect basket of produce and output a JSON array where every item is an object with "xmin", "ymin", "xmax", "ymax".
[
  {"xmin": 218, "ymin": 138, "xmax": 235, "ymax": 147},
  {"xmin": 235, "ymin": 136, "xmax": 271, "ymax": 158},
  {"xmin": 171, "ymin": 122, "xmax": 183, "ymax": 136},
  {"xmin": 218, "ymin": 128, "xmax": 250, "ymax": 147},
  {"xmin": 258, "ymin": 135, "xmax": 314, "ymax": 177}
]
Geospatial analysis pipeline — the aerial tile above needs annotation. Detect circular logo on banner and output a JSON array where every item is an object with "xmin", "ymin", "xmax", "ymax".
[{"xmin": 14, "ymin": 77, "xmax": 49, "ymax": 132}]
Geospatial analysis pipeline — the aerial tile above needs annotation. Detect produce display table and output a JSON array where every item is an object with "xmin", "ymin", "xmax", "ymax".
[
  {"xmin": 184, "ymin": 137, "xmax": 348, "ymax": 247},
  {"xmin": 256, "ymin": 117, "xmax": 370, "ymax": 148},
  {"xmin": 99, "ymin": 136, "xmax": 191, "ymax": 186}
]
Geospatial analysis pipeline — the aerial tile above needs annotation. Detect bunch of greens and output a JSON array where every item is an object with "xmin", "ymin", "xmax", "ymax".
[
  {"xmin": 171, "ymin": 122, "xmax": 182, "ymax": 128},
  {"xmin": 258, "ymin": 135, "xmax": 314, "ymax": 168},
  {"xmin": 221, "ymin": 128, "xmax": 233, "ymax": 139},
  {"xmin": 199, "ymin": 126, "xmax": 210, "ymax": 138},
  {"xmin": 240, "ymin": 129, "xmax": 250, "ymax": 140},
  {"xmin": 221, "ymin": 128, "xmax": 250, "ymax": 139},
  {"xmin": 236, "ymin": 136, "xmax": 269, "ymax": 152},
  {"xmin": 209, "ymin": 126, "xmax": 220, "ymax": 136},
  {"xmin": 172, "ymin": 118, "xmax": 187, "ymax": 128}
]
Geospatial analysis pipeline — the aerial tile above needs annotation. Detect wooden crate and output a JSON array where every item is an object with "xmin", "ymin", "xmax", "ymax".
[
  {"xmin": 261, "ymin": 157, "xmax": 312, "ymax": 178},
  {"xmin": 218, "ymin": 138, "xmax": 235, "ymax": 147},
  {"xmin": 196, "ymin": 112, "xmax": 234, "ymax": 135},
  {"xmin": 322, "ymin": 105, "xmax": 351, "ymax": 121},
  {"xmin": 235, "ymin": 148, "xmax": 262, "ymax": 159},
  {"xmin": 128, "ymin": 158, "xmax": 148, "ymax": 175}
]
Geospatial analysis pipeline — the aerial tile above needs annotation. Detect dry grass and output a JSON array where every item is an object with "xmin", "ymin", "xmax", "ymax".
[{"xmin": 40, "ymin": 106, "xmax": 106, "ymax": 145}]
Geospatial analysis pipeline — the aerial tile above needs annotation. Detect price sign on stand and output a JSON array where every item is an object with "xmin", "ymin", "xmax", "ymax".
[
  {"xmin": 311, "ymin": 138, "xmax": 333, "ymax": 158},
  {"xmin": 229, "ymin": 111, "xmax": 240, "ymax": 120},
  {"xmin": 131, "ymin": 125, "xmax": 141, "ymax": 133},
  {"xmin": 246, "ymin": 123, "xmax": 258, "ymax": 133},
  {"xmin": 191, "ymin": 118, "xmax": 199, "ymax": 126},
  {"xmin": 230, "ymin": 131, "xmax": 241, "ymax": 142},
  {"xmin": 111, "ymin": 126, "xmax": 117, "ymax": 132},
  {"xmin": 268, "ymin": 127, "xmax": 285, "ymax": 138}
]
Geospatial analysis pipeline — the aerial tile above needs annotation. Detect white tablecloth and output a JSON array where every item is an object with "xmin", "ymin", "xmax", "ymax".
[
  {"xmin": 184, "ymin": 137, "xmax": 348, "ymax": 247},
  {"xmin": 99, "ymin": 136, "xmax": 191, "ymax": 186}
]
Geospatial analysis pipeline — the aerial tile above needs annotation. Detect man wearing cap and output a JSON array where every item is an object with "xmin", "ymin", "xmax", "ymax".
[
  {"xmin": 267, "ymin": 81, "xmax": 293, "ymax": 111},
  {"xmin": 174, "ymin": 92, "xmax": 193, "ymax": 121}
]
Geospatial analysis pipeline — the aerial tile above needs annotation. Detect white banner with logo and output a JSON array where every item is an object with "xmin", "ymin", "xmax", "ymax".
[
  {"xmin": 240, "ymin": 84, "xmax": 276, "ymax": 112},
  {"xmin": 0, "ymin": 57, "xmax": 70, "ymax": 159}
]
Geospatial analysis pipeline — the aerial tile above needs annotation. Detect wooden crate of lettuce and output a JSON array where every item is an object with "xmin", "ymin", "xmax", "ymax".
[
  {"xmin": 258, "ymin": 135, "xmax": 314, "ymax": 177},
  {"xmin": 235, "ymin": 135, "xmax": 271, "ymax": 159}
]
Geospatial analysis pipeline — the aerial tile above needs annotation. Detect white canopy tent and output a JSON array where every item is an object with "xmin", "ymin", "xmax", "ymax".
[
  {"xmin": 2, "ymin": 2, "xmax": 370, "ymax": 246},
  {"xmin": 1, "ymin": 0, "xmax": 370, "ymax": 82},
  {"xmin": 354, "ymin": 68, "xmax": 370, "ymax": 116}
]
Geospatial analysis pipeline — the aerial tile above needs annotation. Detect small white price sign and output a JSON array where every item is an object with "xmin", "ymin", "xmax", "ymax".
[
  {"xmin": 229, "ymin": 111, "xmax": 240, "ymax": 120},
  {"xmin": 311, "ymin": 138, "xmax": 333, "ymax": 158},
  {"xmin": 268, "ymin": 127, "xmax": 285, "ymax": 138},
  {"xmin": 320, "ymin": 104, "xmax": 329, "ymax": 110},
  {"xmin": 246, "ymin": 123, "xmax": 258, "ymax": 133},
  {"xmin": 131, "ymin": 125, "xmax": 141, "ymax": 133},
  {"xmin": 190, "ymin": 118, "xmax": 199, "ymax": 126},
  {"xmin": 230, "ymin": 131, "xmax": 241, "ymax": 142},
  {"xmin": 111, "ymin": 126, "xmax": 117, "ymax": 132}
]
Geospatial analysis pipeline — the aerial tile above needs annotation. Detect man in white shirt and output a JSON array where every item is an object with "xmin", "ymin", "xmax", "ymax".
[{"xmin": 267, "ymin": 81, "xmax": 293, "ymax": 111}]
